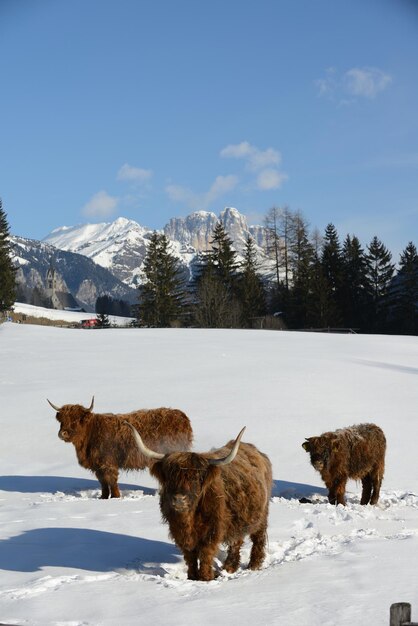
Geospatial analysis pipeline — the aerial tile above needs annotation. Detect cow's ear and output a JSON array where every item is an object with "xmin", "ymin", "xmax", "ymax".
[
  {"xmin": 302, "ymin": 439, "xmax": 311, "ymax": 452},
  {"xmin": 149, "ymin": 460, "xmax": 164, "ymax": 483}
]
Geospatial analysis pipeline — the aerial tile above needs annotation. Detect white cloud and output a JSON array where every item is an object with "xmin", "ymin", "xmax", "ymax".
[
  {"xmin": 221, "ymin": 141, "xmax": 281, "ymax": 171},
  {"xmin": 220, "ymin": 141, "xmax": 253, "ymax": 159},
  {"xmin": 166, "ymin": 175, "xmax": 239, "ymax": 210},
  {"xmin": 343, "ymin": 67, "xmax": 392, "ymax": 99},
  {"xmin": 117, "ymin": 163, "xmax": 153, "ymax": 183},
  {"xmin": 315, "ymin": 66, "xmax": 392, "ymax": 102},
  {"xmin": 82, "ymin": 190, "xmax": 119, "ymax": 218},
  {"xmin": 220, "ymin": 141, "xmax": 286, "ymax": 191},
  {"xmin": 206, "ymin": 175, "xmax": 239, "ymax": 201},
  {"xmin": 256, "ymin": 169, "xmax": 288, "ymax": 191}
]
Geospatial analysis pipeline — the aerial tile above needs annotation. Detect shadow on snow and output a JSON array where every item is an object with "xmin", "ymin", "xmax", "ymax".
[
  {"xmin": 0, "ymin": 475, "xmax": 326, "ymax": 501},
  {"xmin": 0, "ymin": 475, "xmax": 156, "ymax": 496},
  {"xmin": 0, "ymin": 527, "xmax": 180, "ymax": 573},
  {"xmin": 272, "ymin": 479, "xmax": 327, "ymax": 499}
]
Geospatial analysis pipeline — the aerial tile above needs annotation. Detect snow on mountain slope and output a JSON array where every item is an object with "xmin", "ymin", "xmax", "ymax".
[{"xmin": 43, "ymin": 208, "xmax": 271, "ymax": 287}]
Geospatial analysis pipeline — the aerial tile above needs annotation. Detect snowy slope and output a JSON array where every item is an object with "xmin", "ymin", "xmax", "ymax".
[{"xmin": 0, "ymin": 323, "xmax": 417, "ymax": 626}]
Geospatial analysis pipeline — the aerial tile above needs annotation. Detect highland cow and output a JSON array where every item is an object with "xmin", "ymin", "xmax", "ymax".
[
  {"xmin": 47, "ymin": 397, "xmax": 193, "ymax": 499},
  {"xmin": 302, "ymin": 423, "xmax": 386, "ymax": 506},
  {"xmin": 125, "ymin": 423, "xmax": 273, "ymax": 581}
]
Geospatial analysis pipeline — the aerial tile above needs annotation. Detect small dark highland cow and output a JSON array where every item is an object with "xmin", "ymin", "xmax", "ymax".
[
  {"xmin": 125, "ymin": 423, "xmax": 273, "ymax": 581},
  {"xmin": 47, "ymin": 397, "xmax": 193, "ymax": 499},
  {"xmin": 302, "ymin": 423, "xmax": 386, "ymax": 506}
]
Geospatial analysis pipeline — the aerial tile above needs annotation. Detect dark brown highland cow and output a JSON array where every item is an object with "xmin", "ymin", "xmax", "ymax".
[
  {"xmin": 302, "ymin": 423, "xmax": 386, "ymax": 506},
  {"xmin": 47, "ymin": 397, "xmax": 193, "ymax": 499},
  {"xmin": 125, "ymin": 423, "xmax": 273, "ymax": 581}
]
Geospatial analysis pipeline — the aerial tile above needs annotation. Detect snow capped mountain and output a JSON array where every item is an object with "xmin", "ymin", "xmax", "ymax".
[
  {"xmin": 43, "ymin": 208, "xmax": 270, "ymax": 287},
  {"xmin": 43, "ymin": 217, "xmax": 149, "ymax": 286},
  {"xmin": 10, "ymin": 235, "xmax": 137, "ymax": 310}
]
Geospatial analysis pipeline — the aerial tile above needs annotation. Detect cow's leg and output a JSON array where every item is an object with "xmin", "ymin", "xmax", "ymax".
[
  {"xmin": 327, "ymin": 486, "xmax": 336, "ymax": 505},
  {"xmin": 328, "ymin": 479, "xmax": 346, "ymax": 506},
  {"xmin": 360, "ymin": 474, "xmax": 373, "ymax": 505},
  {"xmin": 197, "ymin": 544, "xmax": 218, "ymax": 581},
  {"xmin": 96, "ymin": 469, "xmax": 120, "ymax": 499},
  {"xmin": 223, "ymin": 538, "xmax": 244, "ymax": 573},
  {"xmin": 370, "ymin": 467, "xmax": 383, "ymax": 505},
  {"xmin": 95, "ymin": 470, "xmax": 110, "ymax": 499},
  {"xmin": 248, "ymin": 523, "xmax": 267, "ymax": 570},
  {"xmin": 183, "ymin": 548, "xmax": 199, "ymax": 580}
]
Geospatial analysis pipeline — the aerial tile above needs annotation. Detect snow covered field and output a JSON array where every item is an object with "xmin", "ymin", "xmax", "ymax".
[{"xmin": 1, "ymin": 320, "xmax": 417, "ymax": 626}]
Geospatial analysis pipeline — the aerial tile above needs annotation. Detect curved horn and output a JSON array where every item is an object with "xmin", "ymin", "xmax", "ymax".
[
  {"xmin": 209, "ymin": 427, "xmax": 246, "ymax": 466},
  {"xmin": 47, "ymin": 399, "xmax": 61, "ymax": 412},
  {"xmin": 124, "ymin": 421, "xmax": 165, "ymax": 460},
  {"xmin": 87, "ymin": 396, "xmax": 95, "ymax": 411}
]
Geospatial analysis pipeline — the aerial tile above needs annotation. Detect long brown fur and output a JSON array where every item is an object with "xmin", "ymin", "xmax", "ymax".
[
  {"xmin": 302, "ymin": 423, "xmax": 386, "ymax": 505},
  {"xmin": 147, "ymin": 439, "xmax": 272, "ymax": 581},
  {"xmin": 53, "ymin": 403, "xmax": 193, "ymax": 498}
]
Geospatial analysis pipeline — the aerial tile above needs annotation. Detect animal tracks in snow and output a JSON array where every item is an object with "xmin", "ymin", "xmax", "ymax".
[{"xmin": 1, "ymin": 489, "xmax": 417, "ymax": 603}]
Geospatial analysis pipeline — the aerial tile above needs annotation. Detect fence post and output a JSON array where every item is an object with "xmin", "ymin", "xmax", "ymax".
[{"xmin": 390, "ymin": 603, "xmax": 411, "ymax": 626}]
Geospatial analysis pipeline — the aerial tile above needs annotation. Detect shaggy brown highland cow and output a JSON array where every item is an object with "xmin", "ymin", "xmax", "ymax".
[
  {"xmin": 125, "ymin": 423, "xmax": 273, "ymax": 581},
  {"xmin": 47, "ymin": 397, "xmax": 193, "ymax": 499},
  {"xmin": 302, "ymin": 423, "xmax": 386, "ymax": 506}
]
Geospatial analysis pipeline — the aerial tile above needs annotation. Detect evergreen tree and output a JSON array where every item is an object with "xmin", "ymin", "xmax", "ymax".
[
  {"xmin": 96, "ymin": 295, "xmax": 131, "ymax": 317},
  {"xmin": 96, "ymin": 312, "xmax": 111, "ymax": 328},
  {"xmin": 0, "ymin": 199, "xmax": 17, "ymax": 315},
  {"xmin": 138, "ymin": 231, "xmax": 186, "ymax": 327},
  {"xmin": 206, "ymin": 220, "xmax": 239, "ymax": 287},
  {"xmin": 366, "ymin": 236, "xmax": 395, "ymax": 332},
  {"xmin": 238, "ymin": 235, "xmax": 266, "ymax": 327},
  {"xmin": 308, "ymin": 240, "xmax": 334, "ymax": 328},
  {"xmin": 391, "ymin": 242, "xmax": 418, "ymax": 335},
  {"xmin": 320, "ymin": 223, "xmax": 343, "ymax": 326},
  {"xmin": 341, "ymin": 234, "xmax": 370, "ymax": 330},
  {"xmin": 287, "ymin": 211, "xmax": 315, "ymax": 327},
  {"xmin": 193, "ymin": 221, "xmax": 241, "ymax": 327},
  {"xmin": 96, "ymin": 294, "xmax": 112, "ymax": 315}
]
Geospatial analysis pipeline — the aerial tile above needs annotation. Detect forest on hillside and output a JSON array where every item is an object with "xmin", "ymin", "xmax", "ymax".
[{"xmin": 136, "ymin": 207, "xmax": 418, "ymax": 335}]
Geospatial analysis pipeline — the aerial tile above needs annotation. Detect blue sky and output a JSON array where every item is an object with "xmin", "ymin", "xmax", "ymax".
[{"xmin": 1, "ymin": 0, "xmax": 417, "ymax": 260}]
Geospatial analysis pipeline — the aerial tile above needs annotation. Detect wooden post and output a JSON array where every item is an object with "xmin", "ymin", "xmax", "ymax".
[{"xmin": 390, "ymin": 603, "xmax": 411, "ymax": 626}]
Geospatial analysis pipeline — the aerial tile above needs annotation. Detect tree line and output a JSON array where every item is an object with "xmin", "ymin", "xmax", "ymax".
[
  {"xmin": 1, "ymin": 200, "xmax": 417, "ymax": 334},
  {"xmin": 137, "ymin": 207, "xmax": 418, "ymax": 335}
]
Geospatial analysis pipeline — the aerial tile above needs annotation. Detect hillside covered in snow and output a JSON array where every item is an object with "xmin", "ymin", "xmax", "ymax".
[{"xmin": 0, "ymin": 322, "xmax": 417, "ymax": 625}]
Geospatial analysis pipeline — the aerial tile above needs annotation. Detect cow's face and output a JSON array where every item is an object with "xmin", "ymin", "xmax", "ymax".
[
  {"xmin": 55, "ymin": 405, "xmax": 92, "ymax": 443},
  {"xmin": 302, "ymin": 435, "xmax": 335, "ymax": 472},
  {"xmin": 152, "ymin": 453, "xmax": 216, "ymax": 514}
]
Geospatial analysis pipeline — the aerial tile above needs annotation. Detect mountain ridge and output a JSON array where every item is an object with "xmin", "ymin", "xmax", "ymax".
[{"xmin": 43, "ymin": 207, "xmax": 271, "ymax": 288}]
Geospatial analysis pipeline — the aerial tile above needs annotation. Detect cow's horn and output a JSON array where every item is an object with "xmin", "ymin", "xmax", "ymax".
[
  {"xmin": 87, "ymin": 396, "xmax": 95, "ymax": 411},
  {"xmin": 209, "ymin": 427, "xmax": 246, "ymax": 466},
  {"xmin": 124, "ymin": 421, "xmax": 165, "ymax": 460},
  {"xmin": 47, "ymin": 399, "xmax": 61, "ymax": 411}
]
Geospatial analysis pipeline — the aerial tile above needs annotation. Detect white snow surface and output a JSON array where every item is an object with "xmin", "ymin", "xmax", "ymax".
[
  {"xmin": 0, "ymin": 322, "xmax": 417, "ymax": 626},
  {"xmin": 13, "ymin": 302, "xmax": 133, "ymax": 327}
]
